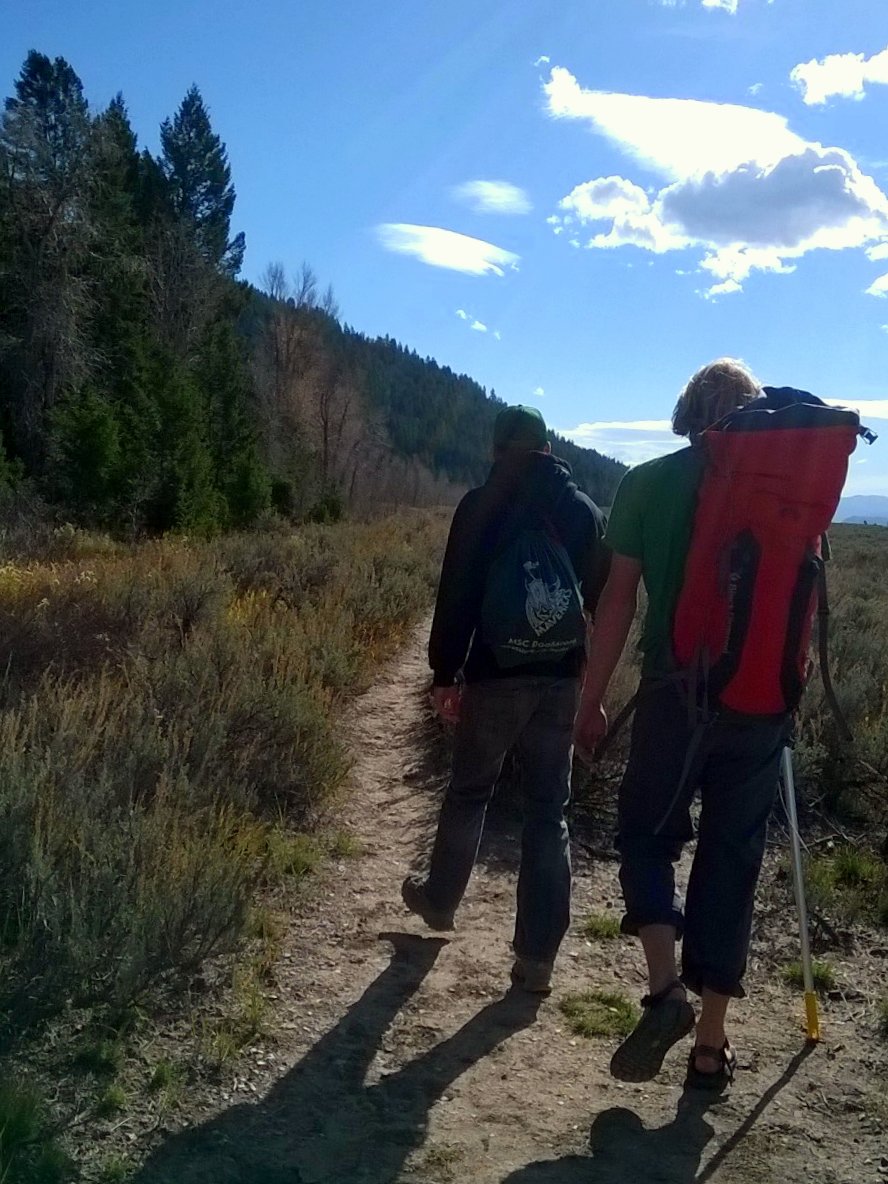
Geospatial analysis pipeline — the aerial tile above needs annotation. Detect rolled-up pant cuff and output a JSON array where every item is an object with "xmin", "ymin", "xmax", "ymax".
[
  {"xmin": 681, "ymin": 964, "xmax": 746, "ymax": 1000},
  {"xmin": 620, "ymin": 909, "xmax": 685, "ymax": 941}
]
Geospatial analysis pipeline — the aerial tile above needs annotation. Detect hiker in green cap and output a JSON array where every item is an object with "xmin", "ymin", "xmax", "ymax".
[{"xmin": 402, "ymin": 405, "xmax": 608, "ymax": 993}]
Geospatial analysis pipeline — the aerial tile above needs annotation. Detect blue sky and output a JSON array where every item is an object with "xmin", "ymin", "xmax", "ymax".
[{"xmin": 5, "ymin": 0, "xmax": 888, "ymax": 492}]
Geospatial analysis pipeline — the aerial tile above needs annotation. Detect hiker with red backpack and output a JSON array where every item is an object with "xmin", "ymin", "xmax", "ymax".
[
  {"xmin": 574, "ymin": 359, "xmax": 868, "ymax": 1089},
  {"xmin": 402, "ymin": 405, "xmax": 608, "ymax": 993}
]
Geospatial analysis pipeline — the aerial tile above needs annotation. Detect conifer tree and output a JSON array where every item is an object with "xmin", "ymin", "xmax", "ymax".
[
  {"xmin": 0, "ymin": 52, "xmax": 93, "ymax": 466},
  {"xmin": 159, "ymin": 86, "xmax": 244, "ymax": 275}
]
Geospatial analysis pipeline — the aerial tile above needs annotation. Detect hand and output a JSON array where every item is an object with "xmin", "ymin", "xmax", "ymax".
[
  {"xmin": 432, "ymin": 684, "xmax": 462, "ymax": 725},
  {"xmin": 574, "ymin": 700, "xmax": 608, "ymax": 765}
]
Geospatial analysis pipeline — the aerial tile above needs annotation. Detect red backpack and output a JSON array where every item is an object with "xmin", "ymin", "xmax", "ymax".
[{"xmin": 671, "ymin": 387, "xmax": 874, "ymax": 720}]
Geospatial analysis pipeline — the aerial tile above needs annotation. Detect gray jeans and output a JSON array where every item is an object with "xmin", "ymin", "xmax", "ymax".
[{"xmin": 424, "ymin": 677, "xmax": 579, "ymax": 963}]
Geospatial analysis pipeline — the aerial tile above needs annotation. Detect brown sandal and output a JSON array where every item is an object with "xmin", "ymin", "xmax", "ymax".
[{"xmin": 685, "ymin": 1040, "xmax": 737, "ymax": 1091}]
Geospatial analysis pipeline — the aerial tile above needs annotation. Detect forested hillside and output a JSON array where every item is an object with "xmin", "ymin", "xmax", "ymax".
[{"xmin": 0, "ymin": 52, "xmax": 625, "ymax": 535}]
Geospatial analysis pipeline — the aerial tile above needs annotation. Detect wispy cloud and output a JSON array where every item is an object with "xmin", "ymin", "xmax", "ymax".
[
  {"xmin": 533, "ymin": 386, "xmax": 545, "ymax": 398},
  {"xmin": 562, "ymin": 400, "xmax": 888, "ymax": 465},
  {"xmin": 559, "ymin": 418, "xmax": 682, "ymax": 465},
  {"xmin": 658, "ymin": 0, "xmax": 742, "ymax": 12},
  {"xmin": 453, "ymin": 180, "xmax": 532, "ymax": 215},
  {"xmin": 377, "ymin": 224, "xmax": 519, "ymax": 276},
  {"xmin": 792, "ymin": 44, "xmax": 888, "ymax": 106},
  {"xmin": 826, "ymin": 398, "xmax": 888, "ymax": 420},
  {"xmin": 534, "ymin": 55, "xmax": 551, "ymax": 67},
  {"xmin": 543, "ymin": 66, "xmax": 888, "ymax": 297}
]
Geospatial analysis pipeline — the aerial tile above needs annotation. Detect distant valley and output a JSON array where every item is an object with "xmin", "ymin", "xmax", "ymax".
[{"xmin": 835, "ymin": 495, "xmax": 888, "ymax": 526}]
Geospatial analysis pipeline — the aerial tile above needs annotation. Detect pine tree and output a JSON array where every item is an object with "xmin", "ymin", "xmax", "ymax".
[
  {"xmin": 0, "ymin": 52, "xmax": 94, "ymax": 467},
  {"xmin": 159, "ymin": 86, "xmax": 245, "ymax": 276},
  {"xmin": 197, "ymin": 318, "xmax": 270, "ymax": 527}
]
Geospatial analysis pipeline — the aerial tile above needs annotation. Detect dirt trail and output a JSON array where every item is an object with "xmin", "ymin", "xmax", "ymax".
[{"xmin": 134, "ymin": 623, "xmax": 887, "ymax": 1184}]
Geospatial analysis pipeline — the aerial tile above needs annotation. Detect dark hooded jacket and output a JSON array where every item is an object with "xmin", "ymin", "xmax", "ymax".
[{"xmin": 429, "ymin": 451, "xmax": 609, "ymax": 686}]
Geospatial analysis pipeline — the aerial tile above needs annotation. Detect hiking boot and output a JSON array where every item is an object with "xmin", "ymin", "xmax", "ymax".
[
  {"xmin": 609, "ymin": 980, "xmax": 695, "ymax": 1082},
  {"xmin": 400, "ymin": 876, "xmax": 455, "ymax": 932},
  {"xmin": 510, "ymin": 956, "xmax": 554, "ymax": 995}
]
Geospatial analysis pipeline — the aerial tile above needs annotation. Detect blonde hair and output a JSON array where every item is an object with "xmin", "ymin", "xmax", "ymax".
[{"xmin": 672, "ymin": 358, "xmax": 761, "ymax": 439}]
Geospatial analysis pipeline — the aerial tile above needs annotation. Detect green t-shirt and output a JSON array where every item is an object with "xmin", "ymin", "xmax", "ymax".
[{"xmin": 605, "ymin": 446, "xmax": 703, "ymax": 673}]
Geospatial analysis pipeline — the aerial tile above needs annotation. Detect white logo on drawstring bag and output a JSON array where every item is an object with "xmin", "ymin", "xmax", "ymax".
[{"xmin": 523, "ymin": 560, "xmax": 572, "ymax": 636}]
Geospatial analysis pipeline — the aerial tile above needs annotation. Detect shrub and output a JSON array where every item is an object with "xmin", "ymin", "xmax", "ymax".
[{"xmin": 0, "ymin": 512, "xmax": 447, "ymax": 1103}]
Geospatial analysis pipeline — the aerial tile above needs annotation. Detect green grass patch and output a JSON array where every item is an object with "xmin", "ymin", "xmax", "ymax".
[
  {"xmin": 414, "ymin": 1145, "xmax": 463, "ymax": 1181},
  {"xmin": 796, "ymin": 847, "xmax": 888, "ymax": 930},
  {"xmin": 832, "ymin": 847, "xmax": 882, "ymax": 890},
  {"xmin": 327, "ymin": 830, "xmax": 362, "ymax": 859},
  {"xmin": 581, "ymin": 913, "xmax": 621, "ymax": 941},
  {"xmin": 147, "ymin": 1059, "xmax": 181, "ymax": 1094},
  {"xmin": 72, "ymin": 1037, "xmax": 123, "ymax": 1077},
  {"xmin": 95, "ymin": 1083, "xmax": 127, "ymax": 1119},
  {"xmin": 265, "ymin": 829, "xmax": 324, "ymax": 881},
  {"xmin": 0, "ymin": 1079, "xmax": 72, "ymax": 1183},
  {"xmin": 781, "ymin": 960, "xmax": 836, "ymax": 993},
  {"xmin": 559, "ymin": 990, "xmax": 638, "ymax": 1039},
  {"xmin": 95, "ymin": 1157, "xmax": 132, "ymax": 1183}
]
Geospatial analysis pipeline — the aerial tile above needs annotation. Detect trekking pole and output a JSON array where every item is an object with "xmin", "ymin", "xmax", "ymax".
[{"xmin": 780, "ymin": 746, "xmax": 820, "ymax": 1043}]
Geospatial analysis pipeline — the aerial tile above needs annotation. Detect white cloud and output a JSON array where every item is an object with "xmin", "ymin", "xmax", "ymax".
[
  {"xmin": 453, "ymin": 180, "xmax": 532, "ymax": 215},
  {"xmin": 534, "ymin": 55, "xmax": 551, "ymax": 67},
  {"xmin": 705, "ymin": 278, "xmax": 743, "ymax": 298},
  {"xmin": 376, "ymin": 224, "xmax": 519, "ymax": 276},
  {"xmin": 543, "ymin": 67, "xmax": 804, "ymax": 180},
  {"xmin": 867, "ymin": 272, "xmax": 888, "ymax": 297},
  {"xmin": 882, "ymin": 324, "xmax": 888, "ymax": 334},
  {"xmin": 659, "ymin": 0, "xmax": 741, "ymax": 8},
  {"xmin": 455, "ymin": 309, "xmax": 499, "ymax": 336},
  {"xmin": 792, "ymin": 45, "xmax": 888, "ymax": 106},
  {"xmin": 493, "ymin": 330, "xmax": 502, "ymax": 340},
  {"xmin": 559, "ymin": 418, "xmax": 682, "ymax": 465},
  {"xmin": 542, "ymin": 67, "xmax": 888, "ymax": 296},
  {"xmin": 868, "ymin": 243, "xmax": 888, "ymax": 261},
  {"xmin": 748, "ymin": 82, "xmax": 764, "ymax": 96},
  {"xmin": 557, "ymin": 176, "xmax": 651, "ymax": 222},
  {"xmin": 533, "ymin": 386, "xmax": 545, "ymax": 397}
]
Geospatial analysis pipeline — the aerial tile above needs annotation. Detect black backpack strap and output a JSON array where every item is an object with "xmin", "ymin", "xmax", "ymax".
[
  {"xmin": 591, "ymin": 671, "xmax": 688, "ymax": 760},
  {"xmin": 816, "ymin": 561, "xmax": 853, "ymax": 743}
]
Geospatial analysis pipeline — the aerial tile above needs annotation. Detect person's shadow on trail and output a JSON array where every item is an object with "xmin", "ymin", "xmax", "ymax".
[
  {"xmin": 132, "ymin": 932, "xmax": 541, "ymax": 1184},
  {"xmin": 500, "ymin": 1045, "xmax": 814, "ymax": 1184}
]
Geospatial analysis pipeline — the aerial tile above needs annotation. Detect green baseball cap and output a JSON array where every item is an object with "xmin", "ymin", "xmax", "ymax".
[{"xmin": 493, "ymin": 404, "xmax": 548, "ymax": 451}]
